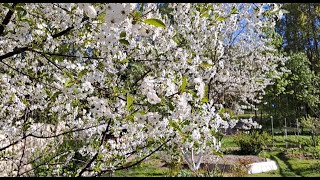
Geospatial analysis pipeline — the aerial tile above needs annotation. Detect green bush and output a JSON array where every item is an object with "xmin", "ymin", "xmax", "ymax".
[{"xmin": 234, "ymin": 131, "xmax": 272, "ymax": 155}]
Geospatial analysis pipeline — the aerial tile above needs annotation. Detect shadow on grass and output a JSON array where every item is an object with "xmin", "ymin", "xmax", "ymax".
[
  {"xmin": 269, "ymin": 152, "xmax": 300, "ymax": 177},
  {"xmin": 277, "ymin": 152, "xmax": 302, "ymax": 177}
]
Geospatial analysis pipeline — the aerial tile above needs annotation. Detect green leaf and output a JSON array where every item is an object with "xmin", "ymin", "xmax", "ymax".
[
  {"xmin": 64, "ymin": 71, "xmax": 74, "ymax": 80},
  {"xmin": 216, "ymin": 16, "xmax": 226, "ymax": 22},
  {"xmin": 201, "ymin": 13, "xmax": 210, "ymax": 18},
  {"xmin": 120, "ymin": 31, "xmax": 126, "ymax": 38},
  {"xmin": 180, "ymin": 76, "xmax": 187, "ymax": 92},
  {"xmin": 119, "ymin": 59, "xmax": 129, "ymax": 64},
  {"xmin": 51, "ymin": 91, "xmax": 62, "ymax": 101},
  {"xmin": 201, "ymin": 85, "xmax": 209, "ymax": 103},
  {"xmin": 168, "ymin": 101, "xmax": 175, "ymax": 111},
  {"xmin": 231, "ymin": 6, "xmax": 238, "ymax": 14},
  {"xmin": 16, "ymin": 3, "xmax": 26, "ymax": 8},
  {"xmin": 126, "ymin": 94, "xmax": 134, "ymax": 111},
  {"xmin": 97, "ymin": 62, "xmax": 105, "ymax": 71},
  {"xmin": 143, "ymin": 18, "xmax": 166, "ymax": 28},
  {"xmin": 64, "ymin": 80, "xmax": 75, "ymax": 88},
  {"xmin": 199, "ymin": 61, "xmax": 214, "ymax": 69},
  {"xmin": 188, "ymin": 90, "xmax": 197, "ymax": 97},
  {"xmin": 119, "ymin": 39, "xmax": 130, "ymax": 46},
  {"xmin": 3, "ymin": 3, "xmax": 11, "ymax": 9},
  {"xmin": 78, "ymin": 69, "xmax": 89, "ymax": 79},
  {"xmin": 16, "ymin": 7, "xmax": 27, "ymax": 17},
  {"xmin": 169, "ymin": 119, "xmax": 182, "ymax": 134}
]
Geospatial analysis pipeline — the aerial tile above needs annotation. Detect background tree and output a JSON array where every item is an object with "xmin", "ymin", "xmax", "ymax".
[{"xmin": 261, "ymin": 3, "xmax": 320, "ymax": 131}]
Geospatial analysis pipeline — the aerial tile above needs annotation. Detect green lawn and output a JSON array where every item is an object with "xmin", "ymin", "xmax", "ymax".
[
  {"xmin": 113, "ymin": 134, "xmax": 320, "ymax": 177},
  {"xmin": 248, "ymin": 151, "xmax": 320, "ymax": 177},
  {"xmin": 114, "ymin": 159, "xmax": 170, "ymax": 177}
]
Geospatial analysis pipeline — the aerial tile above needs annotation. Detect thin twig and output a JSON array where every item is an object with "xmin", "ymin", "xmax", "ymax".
[
  {"xmin": 132, "ymin": 69, "xmax": 152, "ymax": 87},
  {"xmin": 17, "ymin": 108, "xmax": 29, "ymax": 177}
]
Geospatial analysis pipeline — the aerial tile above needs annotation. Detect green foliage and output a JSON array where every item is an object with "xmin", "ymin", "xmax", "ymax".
[
  {"xmin": 126, "ymin": 94, "xmax": 134, "ymax": 111},
  {"xmin": 180, "ymin": 76, "xmax": 187, "ymax": 92},
  {"xmin": 263, "ymin": 52, "xmax": 320, "ymax": 129},
  {"xmin": 119, "ymin": 39, "xmax": 130, "ymax": 46},
  {"xmin": 234, "ymin": 131, "xmax": 272, "ymax": 155},
  {"xmin": 301, "ymin": 115, "xmax": 320, "ymax": 135},
  {"xmin": 114, "ymin": 160, "xmax": 169, "ymax": 177},
  {"xmin": 143, "ymin": 19, "xmax": 166, "ymax": 28}
]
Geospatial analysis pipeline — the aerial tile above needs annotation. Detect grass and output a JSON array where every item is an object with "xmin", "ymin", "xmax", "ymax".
[
  {"xmin": 221, "ymin": 135, "xmax": 238, "ymax": 148},
  {"xmin": 222, "ymin": 134, "xmax": 312, "ymax": 150},
  {"xmin": 112, "ymin": 134, "xmax": 320, "ymax": 177},
  {"xmin": 234, "ymin": 113, "xmax": 270, "ymax": 119},
  {"xmin": 247, "ymin": 151, "xmax": 320, "ymax": 177},
  {"xmin": 114, "ymin": 159, "xmax": 169, "ymax": 177},
  {"xmin": 112, "ymin": 152, "xmax": 320, "ymax": 177}
]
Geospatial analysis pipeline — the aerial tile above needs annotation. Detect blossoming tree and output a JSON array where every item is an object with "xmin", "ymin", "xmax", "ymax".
[{"xmin": 0, "ymin": 3, "xmax": 285, "ymax": 176}]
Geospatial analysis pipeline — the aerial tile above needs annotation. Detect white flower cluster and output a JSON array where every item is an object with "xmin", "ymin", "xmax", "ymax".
[{"xmin": 0, "ymin": 3, "xmax": 286, "ymax": 176}]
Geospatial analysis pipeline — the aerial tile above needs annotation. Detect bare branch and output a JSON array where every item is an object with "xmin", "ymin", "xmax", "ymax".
[
  {"xmin": 0, "ymin": 3, "xmax": 18, "ymax": 36},
  {"xmin": 17, "ymin": 108, "xmax": 29, "ymax": 177},
  {"xmin": 30, "ymin": 50, "xmax": 105, "ymax": 60},
  {"xmin": 0, "ymin": 47, "xmax": 29, "ymax": 61}
]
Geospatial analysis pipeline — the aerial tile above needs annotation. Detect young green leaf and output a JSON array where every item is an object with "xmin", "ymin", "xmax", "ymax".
[
  {"xmin": 231, "ymin": 6, "xmax": 238, "ymax": 14},
  {"xmin": 126, "ymin": 94, "xmax": 134, "ymax": 111},
  {"xmin": 119, "ymin": 39, "xmax": 130, "ymax": 46},
  {"xmin": 65, "ymin": 80, "xmax": 75, "ymax": 88},
  {"xmin": 64, "ymin": 71, "xmax": 74, "ymax": 80},
  {"xmin": 201, "ymin": 85, "xmax": 209, "ymax": 103},
  {"xmin": 216, "ymin": 16, "xmax": 226, "ymax": 22},
  {"xmin": 180, "ymin": 76, "xmax": 187, "ymax": 92},
  {"xmin": 119, "ymin": 59, "xmax": 129, "ymax": 64},
  {"xmin": 143, "ymin": 18, "xmax": 166, "ymax": 28},
  {"xmin": 78, "ymin": 69, "xmax": 89, "ymax": 79},
  {"xmin": 120, "ymin": 31, "xmax": 126, "ymax": 38}
]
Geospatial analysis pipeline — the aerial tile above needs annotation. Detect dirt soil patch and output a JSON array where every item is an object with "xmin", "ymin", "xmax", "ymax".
[
  {"xmin": 160, "ymin": 154, "xmax": 267, "ymax": 172},
  {"xmin": 205, "ymin": 155, "xmax": 267, "ymax": 165}
]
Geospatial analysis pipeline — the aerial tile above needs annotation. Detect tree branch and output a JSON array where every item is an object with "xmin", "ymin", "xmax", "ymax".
[
  {"xmin": 17, "ymin": 108, "xmax": 29, "ymax": 177},
  {"xmin": 29, "ymin": 122, "xmax": 107, "ymax": 139},
  {"xmin": 18, "ymin": 151, "xmax": 67, "ymax": 176},
  {"xmin": 0, "ymin": 47, "xmax": 29, "ymax": 61},
  {"xmin": 97, "ymin": 137, "xmax": 173, "ymax": 176},
  {"xmin": 0, "ymin": 59, "xmax": 61, "ymax": 91},
  {"xmin": 52, "ymin": 26, "xmax": 74, "ymax": 39},
  {"xmin": 77, "ymin": 119, "xmax": 112, "ymax": 177},
  {"xmin": 0, "ymin": 3, "xmax": 18, "ymax": 36},
  {"xmin": 0, "ymin": 22, "xmax": 81, "ymax": 62},
  {"xmin": 0, "ymin": 123, "xmax": 106, "ymax": 152},
  {"xmin": 30, "ymin": 50, "xmax": 105, "ymax": 60},
  {"xmin": 29, "ymin": 49, "xmax": 66, "ymax": 71},
  {"xmin": 132, "ymin": 69, "xmax": 152, "ymax": 88}
]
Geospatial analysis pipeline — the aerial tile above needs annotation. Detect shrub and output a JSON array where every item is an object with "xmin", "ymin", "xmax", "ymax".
[
  {"xmin": 234, "ymin": 131, "xmax": 272, "ymax": 155},
  {"xmin": 231, "ymin": 158, "xmax": 254, "ymax": 177}
]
